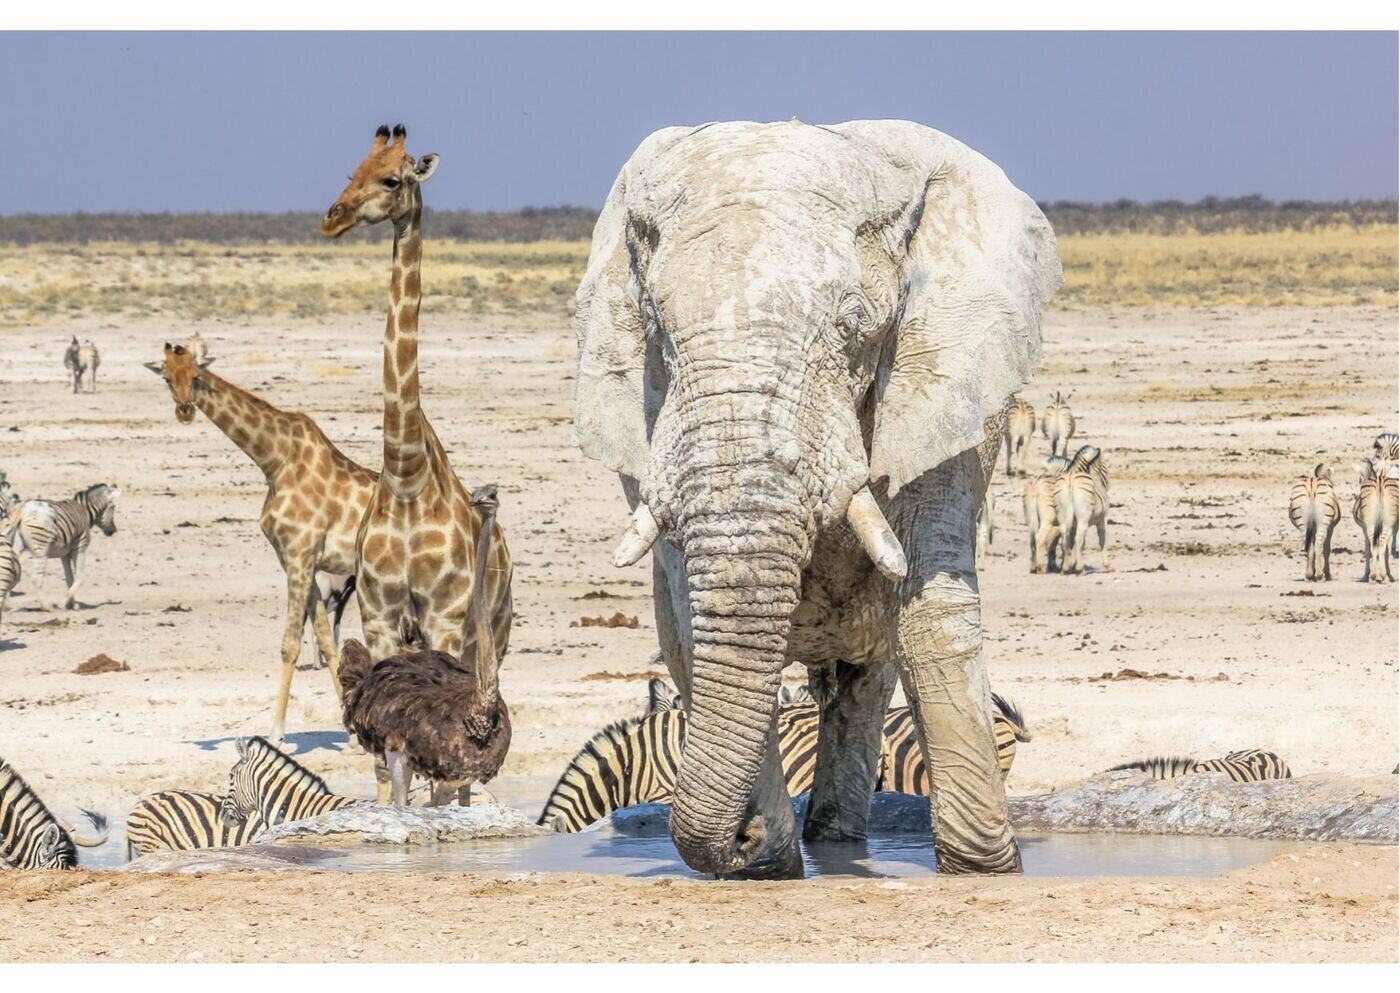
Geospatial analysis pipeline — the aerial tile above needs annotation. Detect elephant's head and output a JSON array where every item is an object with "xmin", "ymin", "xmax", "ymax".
[{"xmin": 574, "ymin": 121, "xmax": 1060, "ymax": 876}]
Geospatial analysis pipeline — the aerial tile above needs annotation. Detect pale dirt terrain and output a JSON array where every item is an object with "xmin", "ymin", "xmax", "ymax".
[{"xmin": 0, "ymin": 304, "xmax": 1396, "ymax": 961}]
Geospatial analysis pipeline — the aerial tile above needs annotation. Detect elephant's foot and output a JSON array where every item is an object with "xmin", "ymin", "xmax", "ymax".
[{"xmin": 935, "ymin": 835, "xmax": 1024, "ymax": 875}]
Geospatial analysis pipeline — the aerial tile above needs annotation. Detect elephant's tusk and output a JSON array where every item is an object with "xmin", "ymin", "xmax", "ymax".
[
  {"xmin": 847, "ymin": 488, "xmax": 908, "ymax": 581},
  {"xmin": 611, "ymin": 502, "xmax": 659, "ymax": 567}
]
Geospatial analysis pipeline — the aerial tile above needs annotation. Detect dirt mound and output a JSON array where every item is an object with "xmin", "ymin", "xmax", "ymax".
[{"xmin": 74, "ymin": 653, "xmax": 130, "ymax": 675}]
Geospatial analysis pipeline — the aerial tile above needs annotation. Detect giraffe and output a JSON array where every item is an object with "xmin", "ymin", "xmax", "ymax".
[
  {"xmin": 145, "ymin": 343, "xmax": 378, "ymax": 741},
  {"xmin": 322, "ymin": 124, "xmax": 514, "ymax": 798}
]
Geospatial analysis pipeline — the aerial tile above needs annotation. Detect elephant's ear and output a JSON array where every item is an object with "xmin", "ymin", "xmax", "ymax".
[
  {"xmin": 573, "ymin": 127, "xmax": 693, "ymax": 481},
  {"xmin": 864, "ymin": 127, "xmax": 1062, "ymax": 497}
]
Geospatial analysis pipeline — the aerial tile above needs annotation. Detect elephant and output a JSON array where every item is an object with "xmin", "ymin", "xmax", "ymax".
[{"xmin": 573, "ymin": 120, "xmax": 1061, "ymax": 878}]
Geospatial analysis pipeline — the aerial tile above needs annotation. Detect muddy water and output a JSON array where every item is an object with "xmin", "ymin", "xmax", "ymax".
[{"xmin": 98, "ymin": 828, "xmax": 1303, "ymax": 877}]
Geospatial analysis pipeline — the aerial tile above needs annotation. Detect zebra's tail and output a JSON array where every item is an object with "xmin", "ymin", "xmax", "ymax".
[
  {"xmin": 62, "ymin": 809, "xmax": 110, "ymax": 847},
  {"xmin": 1303, "ymin": 504, "xmax": 1318, "ymax": 556}
]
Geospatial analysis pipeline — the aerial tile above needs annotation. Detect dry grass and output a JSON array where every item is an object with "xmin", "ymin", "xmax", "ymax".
[
  {"xmin": 0, "ymin": 227, "xmax": 1393, "ymax": 325},
  {"xmin": 1057, "ymin": 225, "xmax": 1398, "ymax": 307}
]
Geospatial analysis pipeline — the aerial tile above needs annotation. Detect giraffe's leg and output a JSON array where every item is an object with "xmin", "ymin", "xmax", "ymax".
[
  {"xmin": 271, "ymin": 553, "xmax": 317, "ymax": 744},
  {"xmin": 309, "ymin": 596, "xmax": 341, "ymax": 698}
]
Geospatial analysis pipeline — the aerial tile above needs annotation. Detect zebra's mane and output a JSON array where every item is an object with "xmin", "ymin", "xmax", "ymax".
[
  {"xmin": 990, "ymin": 693, "xmax": 1029, "ymax": 739},
  {"xmin": 1110, "ymin": 756, "xmax": 1198, "ymax": 778},
  {"xmin": 539, "ymin": 715, "xmax": 655, "ymax": 819},
  {"xmin": 238, "ymin": 736, "xmax": 333, "ymax": 795},
  {"xmin": 1066, "ymin": 445, "xmax": 1102, "ymax": 474}
]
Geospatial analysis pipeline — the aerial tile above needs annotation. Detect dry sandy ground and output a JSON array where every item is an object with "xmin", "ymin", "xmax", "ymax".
[{"xmin": 0, "ymin": 304, "xmax": 1396, "ymax": 961}]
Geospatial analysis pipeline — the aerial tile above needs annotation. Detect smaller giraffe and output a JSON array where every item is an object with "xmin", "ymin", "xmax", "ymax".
[{"xmin": 146, "ymin": 343, "xmax": 379, "ymax": 741}]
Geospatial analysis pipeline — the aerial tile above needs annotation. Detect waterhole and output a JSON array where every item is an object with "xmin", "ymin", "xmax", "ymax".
[{"xmin": 93, "ymin": 824, "xmax": 1302, "ymax": 877}]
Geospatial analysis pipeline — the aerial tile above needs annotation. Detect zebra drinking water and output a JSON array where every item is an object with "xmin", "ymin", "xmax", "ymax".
[
  {"xmin": 219, "ymin": 737, "xmax": 362, "ymax": 829},
  {"xmin": 126, "ymin": 790, "xmax": 265, "ymax": 860},
  {"xmin": 0, "ymin": 756, "xmax": 108, "ymax": 869},
  {"xmin": 539, "ymin": 683, "xmax": 1029, "ymax": 832},
  {"xmin": 10, "ymin": 483, "xmax": 119, "ymax": 609}
]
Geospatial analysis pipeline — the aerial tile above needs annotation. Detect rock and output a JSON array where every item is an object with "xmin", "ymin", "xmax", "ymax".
[
  {"xmin": 1009, "ymin": 771, "xmax": 1398, "ymax": 842},
  {"xmin": 605, "ymin": 774, "xmax": 1397, "ymax": 845},
  {"xmin": 263, "ymin": 802, "xmax": 549, "ymax": 846}
]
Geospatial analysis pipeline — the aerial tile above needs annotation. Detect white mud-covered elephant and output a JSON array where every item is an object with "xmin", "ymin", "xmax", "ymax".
[{"xmin": 574, "ymin": 120, "xmax": 1061, "ymax": 878}]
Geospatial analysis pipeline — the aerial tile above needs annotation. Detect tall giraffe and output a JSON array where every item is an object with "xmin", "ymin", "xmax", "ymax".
[
  {"xmin": 321, "ymin": 124, "xmax": 512, "ymax": 683},
  {"xmin": 146, "ymin": 343, "xmax": 378, "ymax": 741}
]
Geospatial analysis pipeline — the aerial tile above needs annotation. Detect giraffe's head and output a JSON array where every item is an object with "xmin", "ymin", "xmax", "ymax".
[
  {"xmin": 145, "ymin": 342, "xmax": 215, "ymax": 424},
  {"xmin": 322, "ymin": 124, "xmax": 439, "ymax": 238}
]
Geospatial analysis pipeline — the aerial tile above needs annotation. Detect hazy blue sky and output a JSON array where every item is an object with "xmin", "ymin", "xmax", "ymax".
[{"xmin": 0, "ymin": 31, "xmax": 1394, "ymax": 213}]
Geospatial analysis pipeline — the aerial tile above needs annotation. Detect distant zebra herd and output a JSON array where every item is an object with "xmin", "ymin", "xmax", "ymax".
[
  {"xmin": 1289, "ymin": 432, "xmax": 1399, "ymax": 583},
  {"xmin": 998, "ymin": 393, "xmax": 1113, "ymax": 575}
]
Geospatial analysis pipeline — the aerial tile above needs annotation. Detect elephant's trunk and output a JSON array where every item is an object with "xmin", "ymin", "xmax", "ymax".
[
  {"xmin": 670, "ymin": 530, "xmax": 802, "ymax": 876},
  {"xmin": 663, "ymin": 428, "xmax": 808, "ymax": 875}
]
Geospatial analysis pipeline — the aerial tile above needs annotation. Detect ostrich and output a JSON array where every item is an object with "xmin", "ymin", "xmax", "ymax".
[{"xmin": 337, "ymin": 484, "xmax": 511, "ymax": 807}]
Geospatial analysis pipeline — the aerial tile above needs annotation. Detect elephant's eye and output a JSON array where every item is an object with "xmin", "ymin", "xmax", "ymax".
[{"xmin": 837, "ymin": 292, "xmax": 875, "ymax": 336}]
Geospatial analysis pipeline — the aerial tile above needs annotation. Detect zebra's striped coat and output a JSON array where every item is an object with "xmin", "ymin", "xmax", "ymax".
[
  {"xmin": 1054, "ymin": 445, "xmax": 1111, "ymax": 575},
  {"xmin": 1003, "ymin": 397, "xmax": 1037, "ymax": 477},
  {"xmin": 219, "ymin": 736, "xmax": 362, "ymax": 829},
  {"xmin": 1288, "ymin": 463, "xmax": 1341, "ymax": 582},
  {"xmin": 1352, "ymin": 460, "xmax": 1394, "ymax": 583},
  {"xmin": 539, "ymin": 692, "xmax": 1029, "ymax": 833},
  {"xmin": 1112, "ymin": 748, "xmax": 1292, "ymax": 782},
  {"xmin": 1, "ymin": 506, "xmax": 20, "ymax": 641},
  {"xmin": 1041, "ymin": 391, "xmax": 1076, "ymax": 458},
  {"xmin": 1023, "ymin": 456, "xmax": 1071, "ymax": 574},
  {"xmin": 1, "ymin": 756, "xmax": 108, "ymax": 869},
  {"xmin": 10, "ymin": 483, "xmax": 119, "ymax": 610},
  {"xmin": 126, "ymin": 790, "xmax": 265, "ymax": 860}
]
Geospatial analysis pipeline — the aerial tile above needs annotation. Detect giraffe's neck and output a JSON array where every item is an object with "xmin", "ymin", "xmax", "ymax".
[
  {"xmin": 194, "ymin": 371, "xmax": 294, "ymax": 479},
  {"xmin": 382, "ymin": 190, "xmax": 430, "ymax": 497}
]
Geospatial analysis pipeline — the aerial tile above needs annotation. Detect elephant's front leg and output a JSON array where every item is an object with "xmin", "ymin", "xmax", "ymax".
[
  {"xmin": 802, "ymin": 659, "xmax": 897, "ymax": 842},
  {"xmin": 885, "ymin": 450, "xmax": 1022, "ymax": 875}
]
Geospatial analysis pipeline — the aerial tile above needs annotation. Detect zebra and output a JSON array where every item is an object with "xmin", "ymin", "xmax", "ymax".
[
  {"xmin": 1374, "ymin": 432, "xmax": 1399, "ymax": 464},
  {"xmin": 1003, "ymin": 397, "xmax": 1037, "ymax": 477},
  {"xmin": 10, "ymin": 484, "xmax": 120, "ymax": 610},
  {"xmin": 1111, "ymin": 748, "xmax": 1292, "ymax": 782},
  {"xmin": 1054, "ymin": 445, "xmax": 1111, "ymax": 575},
  {"xmin": 539, "ymin": 684, "xmax": 1029, "ymax": 832},
  {"xmin": 875, "ymin": 694, "xmax": 1030, "ymax": 795},
  {"xmin": 1352, "ymin": 460, "xmax": 1394, "ymax": 583},
  {"xmin": 126, "ymin": 790, "xmax": 265, "ymax": 860},
  {"xmin": 62, "ymin": 336, "xmax": 82, "ymax": 394},
  {"xmin": 62, "ymin": 337, "xmax": 99, "ymax": 394},
  {"xmin": 0, "ymin": 756, "xmax": 109, "ymax": 869},
  {"xmin": 0, "ymin": 473, "xmax": 19, "ymax": 517},
  {"xmin": 219, "ymin": 736, "xmax": 362, "ymax": 829},
  {"xmin": 1288, "ymin": 463, "xmax": 1342, "ymax": 582},
  {"xmin": 1, "ymin": 508, "xmax": 21, "ymax": 641},
  {"xmin": 975, "ymin": 485, "xmax": 996, "ymax": 570},
  {"xmin": 1041, "ymin": 391, "xmax": 1076, "ymax": 458},
  {"xmin": 1023, "ymin": 455, "xmax": 1071, "ymax": 573}
]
